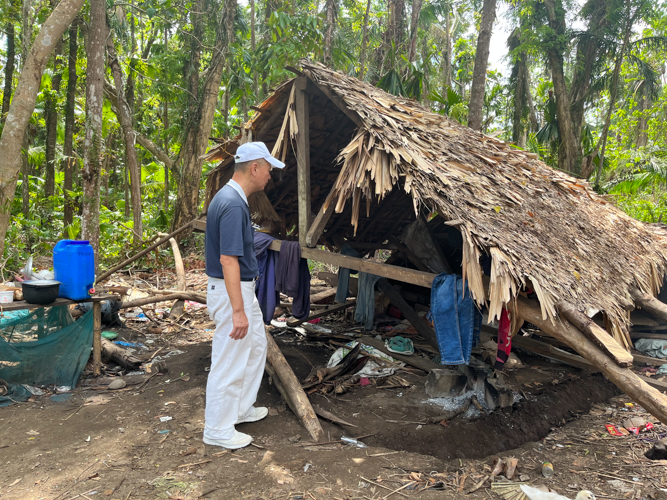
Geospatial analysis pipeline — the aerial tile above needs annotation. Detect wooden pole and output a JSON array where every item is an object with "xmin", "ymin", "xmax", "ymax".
[
  {"xmin": 514, "ymin": 296, "xmax": 667, "ymax": 425},
  {"xmin": 160, "ymin": 233, "xmax": 187, "ymax": 319},
  {"xmin": 93, "ymin": 301, "xmax": 102, "ymax": 376},
  {"xmin": 97, "ymin": 219, "xmax": 196, "ymax": 282},
  {"xmin": 264, "ymin": 329, "xmax": 325, "ymax": 442},
  {"xmin": 377, "ymin": 278, "xmax": 439, "ymax": 351},
  {"xmin": 306, "ymin": 185, "xmax": 337, "ymax": 247},
  {"xmin": 295, "ymin": 76, "xmax": 311, "ymax": 247},
  {"xmin": 119, "ymin": 292, "xmax": 206, "ymax": 309}
]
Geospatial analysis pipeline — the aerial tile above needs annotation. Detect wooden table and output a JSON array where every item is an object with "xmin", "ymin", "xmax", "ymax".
[{"xmin": 1, "ymin": 295, "xmax": 117, "ymax": 376}]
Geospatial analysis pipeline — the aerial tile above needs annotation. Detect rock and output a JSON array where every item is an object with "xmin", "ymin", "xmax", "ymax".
[
  {"xmin": 425, "ymin": 369, "xmax": 468, "ymax": 397},
  {"xmin": 108, "ymin": 379, "xmax": 127, "ymax": 390},
  {"xmin": 645, "ymin": 439, "xmax": 667, "ymax": 460}
]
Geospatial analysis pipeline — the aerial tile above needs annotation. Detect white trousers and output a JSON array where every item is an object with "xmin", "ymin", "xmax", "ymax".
[{"xmin": 204, "ymin": 277, "xmax": 267, "ymax": 440}]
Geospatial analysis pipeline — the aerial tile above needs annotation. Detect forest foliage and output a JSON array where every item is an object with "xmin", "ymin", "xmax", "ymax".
[{"xmin": 0, "ymin": 0, "xmax": 666, "ymax": 273}]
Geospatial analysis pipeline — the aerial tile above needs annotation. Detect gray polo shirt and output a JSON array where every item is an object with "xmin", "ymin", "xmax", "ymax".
[{"xmin": 205, "ymin": 180, "xmax": 258, "ymax": 281}]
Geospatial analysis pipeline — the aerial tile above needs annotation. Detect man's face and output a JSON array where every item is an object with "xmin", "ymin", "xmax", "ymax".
[{"xmin": 253, "ymin": 159, "xmax": 273, "ymax": 190}]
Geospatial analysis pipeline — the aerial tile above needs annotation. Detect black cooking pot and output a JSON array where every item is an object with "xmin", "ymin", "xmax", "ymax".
[{"xmin": 22, "ymin": 280, "xmax": 60, "ymax": 305}]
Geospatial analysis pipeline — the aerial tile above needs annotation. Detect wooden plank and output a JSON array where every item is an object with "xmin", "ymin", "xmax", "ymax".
[
  {"xmin": 286, "ymin": 300, "xmax": 356, "ymax": 327},
  {"xmin": 632, "ymin": 353, "xmax": 667, "ymax": 366},
  {"xmin": 556, "ymin": 301, "xmax": 634, "ymax": 367},
  {"xmin": 0, "ymin": 294, "xmax": 114, "ymax": 312},
  {"xmin": 631, "ymin": 288, "xmax": 667, "ymax": 323},
  {"xmin": 295, "ymin": 76, "xmax": 311, "ymax": 247},
  {"xmin": 305, "ymin": 184, "xmax": 337, "ymax": 247},
  {"xmin": 268, "ymin": 240, "xmax": 436, "ymax": 289},
  {"xmin": 192, "ymin": 217, "xmax": 207, "ymax": 233},
  {"xmin": 376, "ymin": 278, "xmax": 438, "ymax": 351},
  {"xmin": 359, "ymin": 336, "xmax": 441, "ymax": 372},
  {"xmin": 630, "ymin": 331, "xmax": 667, "ymax": 339}
]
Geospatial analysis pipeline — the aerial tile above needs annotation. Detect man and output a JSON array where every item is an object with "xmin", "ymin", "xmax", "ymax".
[{"xmin": 204, "ymin": 142, "xmax": 285, "ymax": 449}]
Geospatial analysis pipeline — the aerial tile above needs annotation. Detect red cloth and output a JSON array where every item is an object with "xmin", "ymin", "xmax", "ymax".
[{"xmin": 495, "ymin": 308, "xmax": 512, "ymax": 370}]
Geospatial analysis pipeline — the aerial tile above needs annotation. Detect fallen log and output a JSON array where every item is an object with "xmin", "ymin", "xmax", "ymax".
[
  {"xmin": 514, "ymin": 296, "xmax": 667, "ymax": 425},
  {"xmin": 97, "ymin": 219, "xmax": 197, "ymax": 282},
  {"xmin": 101, "ymin": 338, "xmax": 142, "ymax": 369},
  {"xmin": 630, "ymin": 288, "xmax": 667, "ymax": 323},
  {"xmin": 556, "ymin": 301, "xmax": 633, "ymax": 367},
  {"xmin": 311, "ymin": 404, "xmax": 357, "ymax": 427},
  {"xmin": 376, "ymin": 278, "xmax": 439, "ymax": 351},
  {"xmin": 265, "ymin": 329, "xmax": 325, "ymax": 442},
  {"xmin": 119, "ymin": 292, "xmax": 206, "ymax": 310}
]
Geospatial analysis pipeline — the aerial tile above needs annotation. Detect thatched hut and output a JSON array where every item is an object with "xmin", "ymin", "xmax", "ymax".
[{"xmin": 201, "ymin": 60, "xmax": 667, "ymax": 421}]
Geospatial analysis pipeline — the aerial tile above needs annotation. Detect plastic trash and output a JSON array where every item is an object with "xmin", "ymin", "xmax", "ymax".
[
  {"xmin": 341, "ymin": 436, "xmax": 367, "ymax": 448},
  {"xmin": 159, "ymin": 416, "xmax": 173, "ymax": 422},
  {"xmin": 542, "ymin": 462, "xmax": 554, "ymax": 477},
  {"xmin": 101, "ymin": 331, "xmax": 118, "ymax": 340}
]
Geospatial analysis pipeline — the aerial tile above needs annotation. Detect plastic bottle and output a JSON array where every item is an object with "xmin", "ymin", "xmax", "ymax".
[
  {"xmin": 542, "ymin": 462, "xmax": 554, "ymax": 477},
  {"xmin": 53, "ymin": 240, "xmax": 95, "ymax": 300}
]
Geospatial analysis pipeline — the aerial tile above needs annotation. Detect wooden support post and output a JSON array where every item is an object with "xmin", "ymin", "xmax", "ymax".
[
  {"xmin": 287, "ymin": 300, "xmax": 356, "ymax": 327},
  {"xmin": 306, "ymin": 186, "xmax": 337, "ymax": 247},
  {"xmin": 514, "ymin": 296, "xmax": 667, "ymax": 425},
  {"xmin": 630, "ymin": 288, "xmax": 667, "ymax": 322},
  {"xmin": 556, "ymin": 301, "xmax": 634, "ymax": 367},
  {"xmin": 265, "ymin": 329, "xmax": 325, "ymax": 442},
  {"xmin": 377, "ymin": 278, "xmax": 439, "ymax": 351},
  {"xmin": 93, "ymin": 301, "xmax": 102, "ymax": 376},
  {"xmin": 295, "ymin": 77, "xmax": 311, "ymax": 247}
]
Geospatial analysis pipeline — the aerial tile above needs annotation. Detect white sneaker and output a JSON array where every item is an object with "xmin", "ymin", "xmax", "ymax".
[
  {"xmin": 238, "ymin": 406, "xmax": 269, "ymax": 424},
  {"xmin": 203, "ymin": 431, "xmax": 253, "ymax": 449}
]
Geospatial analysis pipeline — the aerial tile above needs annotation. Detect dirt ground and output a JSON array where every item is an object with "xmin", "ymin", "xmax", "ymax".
[{"xmin": 1, "ymin": 272, "xmax": 666, "ymax": 500}]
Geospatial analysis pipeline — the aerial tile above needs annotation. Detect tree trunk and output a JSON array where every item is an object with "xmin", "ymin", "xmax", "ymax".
[
  {"xmin": 594, "ymin": 12, "xmax": 633, "ymax": 187},
  {"xmin": 81, "ymin": 0, "xmax": 105, "ymax": 267},
  {"xmin": 543, "ymin": 0, "xmax": 580, "ymax": 175},
  {"xmin": 0, "ymin": 0, "xmax": 83, "ymax": 257},
  {"xmin": 44, "ymin": 36, "xmax": 64, "ymax": 199},
  {"xmin": 63, "ymin": 22, "xmax": 78, "ymax": 228},
  {"xmin": 467, "ymin": 0, "xmax": 496, "ymax": 131},
  {"xmin": 637, "ymin": 93, "xmax": 649, "ymax": 148},
  {"xmin": 171, "ymin": 0, "xmax": 236, "ymax": 234},
  {"xmin": 124, "ymin": 161, "xmax": 130, "ymax": 217},
  {"xmin": 359, "ymin": 0, "xmax": 372, "ymax": 79},
  {"xmin": 163, "ymin": 98, "xmax": 169, "ymax": 211},
  {"xmin": 324, "ymin": 0, "xmax": 337, "ymax": 64},
  {"xmin": 443, "ymin": 10, "xmax": 452, "ymax": 90},
  {"xmin": 21, "ymin": 131, "xmax": 30, "ymax": 218},
  {"xmin": 1, "ymin": 21, "xmax": 15, "ymax": 123},
  {"xmin": 106, "ymin": 34, "xmax": 143, "ymax": 243},
  {"xmin": 408, "ymin": 0, "xmax": 423, "ymax": 63}
]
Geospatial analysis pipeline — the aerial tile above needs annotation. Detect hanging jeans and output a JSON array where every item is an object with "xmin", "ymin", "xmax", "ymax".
[
  {"xmin": 429, "ymin": 273, "xmax": 482, "ymax": 365},
  {"xmin": 204, "ymin": 277, "xmax": 267, "ymax": 441}
]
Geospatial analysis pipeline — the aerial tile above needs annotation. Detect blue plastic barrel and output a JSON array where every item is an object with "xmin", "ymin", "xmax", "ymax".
[{"xmin": 53, "ymin": 240, "xmax": 95, "ymax": 300}]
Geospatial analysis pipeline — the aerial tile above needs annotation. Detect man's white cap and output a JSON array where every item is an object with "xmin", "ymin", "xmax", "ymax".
[{"xmin": 234, "ymin": 142, "xmax": 285, "ymax": 169}]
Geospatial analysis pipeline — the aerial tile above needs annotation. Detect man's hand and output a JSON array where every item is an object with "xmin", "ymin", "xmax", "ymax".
[{"xmin": 230, "ymin": 309, "xmax": 249, "ymax": 340}]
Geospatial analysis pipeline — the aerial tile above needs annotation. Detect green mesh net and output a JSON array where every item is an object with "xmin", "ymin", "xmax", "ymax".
[{"xmin": 0, "ymin": 306, "xmax": 94, "ymax": 389}]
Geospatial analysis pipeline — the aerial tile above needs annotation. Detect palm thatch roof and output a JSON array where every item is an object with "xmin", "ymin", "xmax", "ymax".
[{"xmin": 203, "ymin": 60, "xmax": 667, "ymax": 348}]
